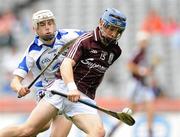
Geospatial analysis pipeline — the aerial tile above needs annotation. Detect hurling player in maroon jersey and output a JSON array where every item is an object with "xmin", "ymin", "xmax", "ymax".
[
  {"xmin": 127, "ymin": 31, "xmax": 155, "ymax": 137},
  {"xmin": 0, "ymin": 8, "xmax": 126, "ymax": 137},
  {"xmin": 54, "ymin": 8, "xmax": 126, "ymax": 136}
]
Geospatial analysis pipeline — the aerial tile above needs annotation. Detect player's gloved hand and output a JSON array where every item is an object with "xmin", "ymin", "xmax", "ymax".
[{"xmin": 18, "ymin": 87, "xmax": 30, "ymax": 97}]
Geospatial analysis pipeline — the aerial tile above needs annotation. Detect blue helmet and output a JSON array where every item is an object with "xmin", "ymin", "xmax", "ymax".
[
  {"xmin": 99, "ymin": 8, "xmax": 127, "ymax": 46},
  {"xmin": 101, "ymin": 8, "xmax": 126, "ymax": 31}
]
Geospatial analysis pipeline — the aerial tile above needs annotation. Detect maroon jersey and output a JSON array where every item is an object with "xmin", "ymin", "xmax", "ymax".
[
  {"xmin": 130, "ymin": 47, "xmax": 147, "ymax": 84},
  {"xmin": 66, "ymin": 27, "xmax": 122, "ymax": 99}
]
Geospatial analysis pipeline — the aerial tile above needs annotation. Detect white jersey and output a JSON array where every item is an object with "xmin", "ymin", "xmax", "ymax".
[{"xmin": 13, "ymin": 29, "xmax": 84, "ymax": 91}]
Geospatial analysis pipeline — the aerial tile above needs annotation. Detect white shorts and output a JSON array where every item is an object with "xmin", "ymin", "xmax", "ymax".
[
  {"xmin": 43, "ymin": 79, "xmax": 98, "ymax": 117},
  {"xmin": 127, "ymin": 78, "xmax": 155, "ymax": 103}
]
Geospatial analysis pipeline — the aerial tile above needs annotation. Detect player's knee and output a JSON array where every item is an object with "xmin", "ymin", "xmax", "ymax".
[
  {"xmin": 92, "ymin": 125, "xmax": 105, "ymax": 137},
  {"xmin": 23, "ymin": 129, "xmax": 37, "ymax": 136},
  {"xmin": 19, "ymin": 124, "xmax": 38, "ymax": 136},
  {"xmin": 99, "ymin": 126, "xmax": 106, "ymax": 137}
]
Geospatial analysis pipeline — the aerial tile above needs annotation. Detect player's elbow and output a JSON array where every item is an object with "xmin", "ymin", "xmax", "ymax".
[{"xmin": 127, "ymin": 62, "xmax": 133, "ymax": 71}]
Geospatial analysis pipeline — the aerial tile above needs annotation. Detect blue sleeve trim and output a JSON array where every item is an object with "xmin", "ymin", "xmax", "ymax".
[
  {"xmin": 28, "ymin": 42, "xmax": 42, "ymax": 53},
  {"xmin": 18, "ymin": 57, "xmax": 29, "ymax": 73},
  {"xmin": 75, "ymin": 30, "xmax": 86, "ymax": 36}
]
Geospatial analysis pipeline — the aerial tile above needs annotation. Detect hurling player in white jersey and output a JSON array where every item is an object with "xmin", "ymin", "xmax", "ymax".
[
  {"xmin": 0, "ymin": 8, "xmax": 127, "ymax": 137},
  {"xmin": 10, "ymin": 10, "xmax": 84, "ymax": 137}
]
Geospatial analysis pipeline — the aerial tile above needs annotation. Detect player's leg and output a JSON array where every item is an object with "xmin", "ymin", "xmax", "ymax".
[
  {"xmin": 63, "ymin": 96, "xmax": 105, "ymax": 137},
  {"xmin": 37, "ymin": 79, "xmax": 73, "ymax": 137},
  {"xmin": 72, "ymin": 114, "xmax": 105, "ymax": 137},
  {"xmin": 145, "ymin": 100, "xmax": 155, "ymax": 137},
  {"xmin": 50, "ymin": 115, "xmax": 72, "ymax": 137},
  {"xmin": 38, "ymin": 120, "xmax": 51, "ymax": 133},
  {"xmin": 107, "ymin": 79, "xmax": 138, "ymax": 137},
  {"xmin": 33, "ymin": 100, "xmax": 72, "ymax": 137},
  {"xmin": 144, "ymin": 87, "xmax": 155, "ymax": 137},
  {"xmin": 145, "ymin": 101, "xmax": 154, "ymax": 137},
  {"xmin": 0, "ymin": 99, "xmax": 58, "ymax": 137},
  {"xmin": 33, "ymin": 90, "xmax": 53, "ymax": 134}
]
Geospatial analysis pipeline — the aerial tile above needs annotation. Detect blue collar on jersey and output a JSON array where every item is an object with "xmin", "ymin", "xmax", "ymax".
[
  {"xmin": 34, "ymin": 36, "xmax": 55, "ymax": 48},
  {"xmin": 34, "ymin": 31, "xmax": 59, "ymax": 48}
]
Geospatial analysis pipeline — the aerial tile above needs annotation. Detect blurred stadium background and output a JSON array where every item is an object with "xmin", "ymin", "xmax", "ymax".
[{"xmin": 0, "ymin": 0, "xmax": 180, "ymax": 136}]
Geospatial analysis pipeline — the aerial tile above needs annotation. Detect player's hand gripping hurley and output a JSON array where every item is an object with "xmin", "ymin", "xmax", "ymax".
[
  {"xmin": 18, "ymin": 39, "xmax": 77, "ymax": 98},
  {"xmin": 51, "ymin": 90, "xmax": 135, "ymax": 126}
]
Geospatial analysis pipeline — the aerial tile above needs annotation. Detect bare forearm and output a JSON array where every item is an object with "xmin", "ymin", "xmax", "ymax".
[
  {"xmin": 60, "ymin": 58, "xmax": 80, "ymax": 102},
  {"xmin": 127, "ymin": 62, "xmax": 149, "ymax": 76},
  {"xmin": 60, "ymin": 58, "xmax": 75, "ymax": 84},
  {"xmin": 10, "ymin": 76, "xmax": 23, "ymax": 93},
  {"xmin": 127, "ymin": 63, "xmax": 140, "ymax": 75}
]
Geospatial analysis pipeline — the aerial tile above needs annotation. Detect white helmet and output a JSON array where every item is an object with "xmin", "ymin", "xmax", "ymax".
[
  {"xmin": 136, "ymin": 31, "xmax": 150, "ymax": 42},
  {"xmin": 32, "ymin": 10, "xmax": 56, "ymax": 28}
]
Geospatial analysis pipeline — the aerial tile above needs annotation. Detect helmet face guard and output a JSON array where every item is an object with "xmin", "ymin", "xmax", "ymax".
[{"xmin": 99, "ymin": 8, "xmax": 126, "ymax": 46}]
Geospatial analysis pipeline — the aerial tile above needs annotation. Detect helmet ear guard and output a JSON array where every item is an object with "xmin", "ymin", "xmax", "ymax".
[{"xmin": 32, "ymin": 10, "xmax": 56, "ymax": 29}]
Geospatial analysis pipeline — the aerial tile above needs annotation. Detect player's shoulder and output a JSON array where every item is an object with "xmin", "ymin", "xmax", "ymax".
[
  {"xmin": 57, "ymin": 29, "xmax": 85, "ymax": 37},
  {"xmin": 128, "ymin": 47, "xmax": 142, "ymax": 61},
  {"xmin": 73, "ymin": 31, "xmax": 94, "ymax": 49},
  {"xmin": 116, "ymin": 44, "xmax": 122, "ymax": 53},
  {"xmin": 133, "ymin": 47, "xmax": 143, "ymax": 56},
  {"xmin": 110, "ymin": 43, "xmax": 122, "ymax": 57},
  {"xmin": 27, "ymin": 36, "xmax": 43, "ymax": 53},
  {"xmin": 77, "ymin": 30, "xmax": 93, "ymax": 41}
]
